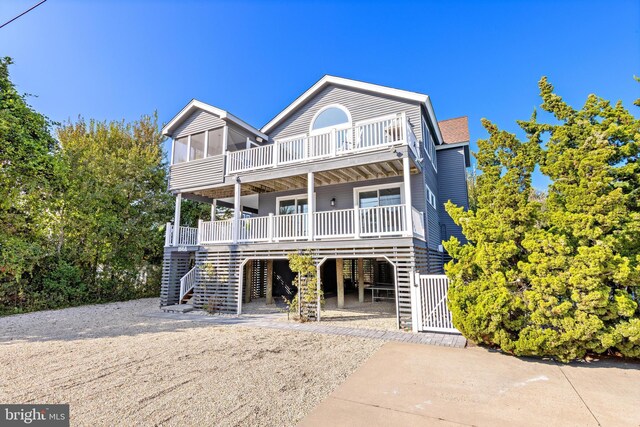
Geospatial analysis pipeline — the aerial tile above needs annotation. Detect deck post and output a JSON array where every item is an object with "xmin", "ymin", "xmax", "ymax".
[
  {"xmin": 336, "ymin": 258, "xmax": 344, "ymax": 309},
  {"xmin": 244, "ymin": 260, "xmax": 253, "ymax": 304},
  {"xmin": 266, "ymin": 260, "xmax": 274, "ymax": 304},
  {"xmin": 402, "ymin": 156, "xmax": 413, "ymax": 236},
  {"xmin": 172, "ymin": 193, "xmax": 182, "ymax": 246},
  {"xmin": 267, "ymin": 213, "xmax": 274, "ymax": 242},
  {"xmin": 357, "ymin": 258, "xmax": 365, "ymax": 303},
  {"xmin": 211, "ymin": 199, "xmax": 217, "ymax": 221},
  {"xmin": 307, "ymin": 172, "xmax": 314, "ymax": 241},
  {"xmin": 272, "ymin": 141, "xmax": 279, "ymax": 168},
  {"xmin": 232, "ymin": 181, "xmax": 241, "ymax": 243}
]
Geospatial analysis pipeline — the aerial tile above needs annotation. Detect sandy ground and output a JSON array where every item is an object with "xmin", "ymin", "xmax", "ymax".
[
  {"xmin": 242, "ymin": 293, "xmax": 398, "ymax": 331},
  {"xmin": 0, "ymin": 298, "xmax": 383, "ymax": 426}
]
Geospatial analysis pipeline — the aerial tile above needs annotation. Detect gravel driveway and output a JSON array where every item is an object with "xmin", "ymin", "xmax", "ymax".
[{"xmin": 0, "ymin": 299, "xmax": 383, "ymax": 426}]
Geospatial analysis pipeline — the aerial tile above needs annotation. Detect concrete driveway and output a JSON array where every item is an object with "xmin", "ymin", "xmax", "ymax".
[{"xmin": 299, "ymin": 342, "xmax": 640, "ymax": 427}]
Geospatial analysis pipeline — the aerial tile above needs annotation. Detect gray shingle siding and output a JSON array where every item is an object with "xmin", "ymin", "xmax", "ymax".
[
  {"xmin": 436, "ymin": 147, "xmax": 469, "ymax": 244},
  {"xmin": 267, "ymin": 84, "xmax": 423, "ymax": 142}
]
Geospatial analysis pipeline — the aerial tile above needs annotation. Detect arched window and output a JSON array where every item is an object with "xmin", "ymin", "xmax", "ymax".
[{"xmin": 310, "ymin": 104, "xmax": 351, "ymax": 132}]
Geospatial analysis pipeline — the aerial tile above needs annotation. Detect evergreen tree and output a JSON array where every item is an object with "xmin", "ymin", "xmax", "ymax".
[{"xmin": 445, "ymin": 78, "xmax": 640, "ymax": 361}]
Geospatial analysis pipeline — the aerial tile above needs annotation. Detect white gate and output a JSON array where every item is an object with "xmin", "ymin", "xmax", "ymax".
[{"xmin": 412, "ymin": 274, "xmax": 459, "ymax": 334}]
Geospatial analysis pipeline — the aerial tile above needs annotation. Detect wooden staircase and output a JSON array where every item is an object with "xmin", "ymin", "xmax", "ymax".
[
  {"xmin": 179, "ymin": 267, "xmax": 197, "ymax": 304},
  {"xmin": 180, "ymin": 287, "xmax": 194, "ymax": 304}
]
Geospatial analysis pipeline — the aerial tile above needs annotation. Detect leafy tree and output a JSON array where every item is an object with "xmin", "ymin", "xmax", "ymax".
[
  {"xmin": 180, "ymin": 199, "xmax": 211, "ymax": 227},
  {"xmin": 55, "ymin": 115, "xmax": 172, "ymax": 302},
  {"xmin": 0, "ymin": 57, "xmax": 61, "ymax": 311},
  {"xmin": 445, "ymin": 78, "xmax": 640, "ymax": 361},
  {"xmin": 0, "ymin": 58, "xmax": 175, "ymax": 315}
]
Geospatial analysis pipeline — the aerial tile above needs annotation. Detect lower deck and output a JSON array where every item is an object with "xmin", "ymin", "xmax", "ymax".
[{"xmin": 160, "ymin": 238, "xmax": 446, "ymax": 330}]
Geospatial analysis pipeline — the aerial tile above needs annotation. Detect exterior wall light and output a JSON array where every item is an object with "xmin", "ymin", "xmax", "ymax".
[{"xmin": 330, "ymin": 198, "xmax": 336, "ymax": 207}]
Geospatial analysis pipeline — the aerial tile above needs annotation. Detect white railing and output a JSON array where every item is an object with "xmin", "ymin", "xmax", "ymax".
[
  {"xmin": 353, "ymin": 113, "xmax": 405, "ymax": 151},
  {"xmin": 315, "ymin": 208, "xmax": 355, "ymax": 238},
  {"xmin": 165, "ymin": 224, "xmax": 198, "ymax": 246},
  {"xmin": 226, "ymin": 113, "xmax": 415, "ymax": 174},
  {"xmin": 274, "ymin": 213, "xmax": 307, "ymax": 240},
  {"xmin": 277, "ymin": 135, "xmax": 307, "ymax": 165},
  {"xmin": 179, "ymin": 266, "xmax": 197, "ymax": 302},
  {"xmin": 359, "ymin": 205, "xmax": 407, "ymax": 236},
  {"xmin": 200, "ymin": 219, "xmax": 233, "ymax": 244},
  {"xmin": 176, "ymin": 226, "xmax": 198, "ymax": 246},
  {"xmin": 227, "ymin": 144, "xmax": 273, "ymax": 173},
  {"xmin": 196, "ymin": 204, "xmax": 416, "ymax": 244},
  {"xmin": 412, "ymin": 207, "xmax": 425, "ymax": 240},
  {"xmin": 238, "ymin": 216, "xmax": 271, "ymax": 242}
]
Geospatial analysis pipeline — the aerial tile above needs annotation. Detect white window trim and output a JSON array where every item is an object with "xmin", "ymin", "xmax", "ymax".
[
  {"xmin": 172, "ymin": 135, "xmax": 189, "ymax": 164},
  {"xmin": 309, "ymin": 103, "xmax": 352, "ymax": 135},
  {"xmin": 426, "ymin": 184, "xmax": 437, "ymax": 209},
  {"xmin": 353, "ymin": 183, "xmax": 405, "ymax": 208},
  {"xmin": 188, "ymin": 131, "xmax": 207, "ymax": 162},
  {"xmin": 422, "ymin": 116, "xmax": 438, "ymax": 172},
  {"xmin": 275, "ymin": 193, "xmax": 317, "ymax": 215},
  {"xmin": 172, "ymin": 126, "xmax": 227, "ymax": 165}
]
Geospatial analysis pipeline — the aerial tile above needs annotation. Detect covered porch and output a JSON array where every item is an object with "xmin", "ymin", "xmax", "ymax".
[{"xmin": 166, "ymin": 151, "xmax": 426, "ymax": 247}]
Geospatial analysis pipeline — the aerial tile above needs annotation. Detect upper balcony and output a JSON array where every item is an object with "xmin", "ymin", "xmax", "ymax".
[{"xmin": 226, "ymin": 112, "xmax": 420, "ymax": 176}]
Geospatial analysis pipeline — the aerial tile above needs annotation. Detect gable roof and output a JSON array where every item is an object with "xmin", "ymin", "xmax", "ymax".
[
  {"xmin": 260, "ymin": 75, "xmax": 444, "ymax": 144},
  {"xmin": 438, "ymin": 116, "xmax": 469, "ymax": 145},
  {"xmin": 162, "ymin": 99, "xmax": 267, "ymax": 140}
]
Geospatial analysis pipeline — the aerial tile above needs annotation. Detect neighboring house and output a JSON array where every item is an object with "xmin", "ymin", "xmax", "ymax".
[{"xmin": 160, "ymin": 75, "xmax": 470, "ymax": 330}]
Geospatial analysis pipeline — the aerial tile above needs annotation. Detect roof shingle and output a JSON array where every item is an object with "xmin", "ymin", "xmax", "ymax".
[{"xmin": 438, "ymin": 116, "xmax": 469, "ymax": 144}]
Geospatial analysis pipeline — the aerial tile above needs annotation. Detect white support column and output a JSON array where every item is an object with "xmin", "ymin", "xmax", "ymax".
[
  {"xmin": 172, "ymin": 193, "xmax": 182, "ymax": 246},
  {"xmin": 307, "ymin": 172, "xmax": 314, "ymax": 241},
  {"xmin": 232, "ymin": 181, "xmax": 241, "ymax": 243},
  {"xmin": 211, "ymin": 199, "xmax": 217, "ymax": 221},
  {"xmin": 403, "ymin": 155, "xmax": 413, "ymax": 236}
]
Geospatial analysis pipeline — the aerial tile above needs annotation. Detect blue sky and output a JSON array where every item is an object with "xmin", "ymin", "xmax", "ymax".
[{"xmin": 1, "ymin": 0, "xmax": 639, "ymax": 189}]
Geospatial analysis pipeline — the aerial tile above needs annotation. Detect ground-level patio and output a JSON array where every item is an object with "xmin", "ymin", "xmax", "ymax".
[{"xmin": 1, "ymin": 298, "xmax": 637, "ymax": 426}]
